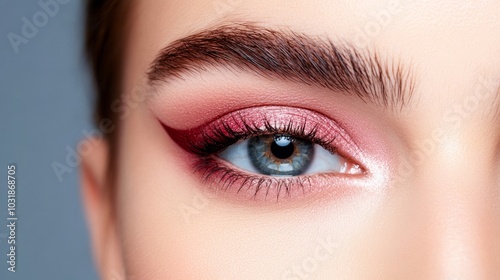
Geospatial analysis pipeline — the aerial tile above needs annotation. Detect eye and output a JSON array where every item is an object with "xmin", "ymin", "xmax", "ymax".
[
  {"xmin": 163, "ymin": 106, "xmax": 368, "ymax": 201},
  {"xmin": 219, "ymin": 134, "xmax": 362, "ymax": 176}
]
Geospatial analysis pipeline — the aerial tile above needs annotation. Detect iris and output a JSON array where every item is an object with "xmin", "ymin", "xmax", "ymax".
[{"xmin": 248, "ymin": 134, "xmax": 314, "ymax": 176}]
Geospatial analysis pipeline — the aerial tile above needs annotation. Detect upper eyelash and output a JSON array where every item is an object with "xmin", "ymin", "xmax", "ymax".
[
  {"xmin": 185, "ymin": 115, "xmax": 343, "ymax": 200},
  {"xmin": 189, "ymin": 112, "xmax": 336, "ymax": 157}
]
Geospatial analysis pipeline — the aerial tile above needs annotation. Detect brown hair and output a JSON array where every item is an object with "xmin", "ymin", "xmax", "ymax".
[{"xmin": 84, "ymin": 0, "xmax": 132, "ymax": 200}]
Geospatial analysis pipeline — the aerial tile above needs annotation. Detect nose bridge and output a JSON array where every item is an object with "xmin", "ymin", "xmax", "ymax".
[{"xmin": 414, "ymin": 131, "xmax": 497, "ymax": 279}]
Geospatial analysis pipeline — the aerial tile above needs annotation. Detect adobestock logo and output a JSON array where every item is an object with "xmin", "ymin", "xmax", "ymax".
[
  {"xmin": 281, "ymin": 236, "xmax": 338, "ymax": 280},
  {"xmin": 7, "ymin": 0, "xmax": 71, "ymax": 54}
]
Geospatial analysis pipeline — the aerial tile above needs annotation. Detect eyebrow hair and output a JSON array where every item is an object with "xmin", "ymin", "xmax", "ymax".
[{"xmin": 147, "ymin": 23, "xmax": 416, "ymax": 111}]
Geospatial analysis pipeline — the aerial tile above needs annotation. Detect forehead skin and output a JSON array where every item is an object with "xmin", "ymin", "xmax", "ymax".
[
  {"xmin": 125, "ymin": 0, "xmax": 500, "ymax": 126},
  {"xmin": 115, "ymin": 0, "xmax": 500, "ymax": 279}
]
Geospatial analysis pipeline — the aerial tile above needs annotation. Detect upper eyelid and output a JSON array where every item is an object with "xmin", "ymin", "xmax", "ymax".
[{"xmin": 163, "ymin": 106, "xmax": 364, "ymax": 165}]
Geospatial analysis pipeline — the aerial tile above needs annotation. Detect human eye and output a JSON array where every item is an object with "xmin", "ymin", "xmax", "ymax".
[
  {"xmin": 164, "ymin": 106, "xmax": 370, "ymax": 202},
  {"xmin": 219, "ymin": 134, "xmax": 361, "ymax": 177}
]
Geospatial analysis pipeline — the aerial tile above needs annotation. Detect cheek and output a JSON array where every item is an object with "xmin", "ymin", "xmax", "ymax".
[
  {"xmin": 115, "ymin": 105, "xmax": 386, "ymax": 279},
  {"xmin": 116, "ymin": 106, "xmax": 203, "ymax": 278}
]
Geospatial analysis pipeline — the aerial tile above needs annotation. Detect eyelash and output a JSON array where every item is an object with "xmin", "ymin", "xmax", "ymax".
[
  {"xmin": 197, "ymin": 119, "xmax": 332, "ymax": 200},
  {"xmin": 194, "ymin": 115, "xmax": 334, "ymax": 155},
  {"xmin": 194, "ymin": 157, "xmax": 325, "ymax": 201},
  {"xmin": 165, "ymin": 107, "xmax": 363, "ymax": 201}
]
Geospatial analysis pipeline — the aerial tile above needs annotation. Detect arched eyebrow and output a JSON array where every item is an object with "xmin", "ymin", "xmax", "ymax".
[{"xmin": 147, "ymin": 23, "xmax": 416, "ymax": 111}]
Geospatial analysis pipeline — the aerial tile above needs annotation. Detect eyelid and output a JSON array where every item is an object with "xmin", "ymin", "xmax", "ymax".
[{"xmin": 164, "ymin": 106, "xmax": 364, "ymax": 164}]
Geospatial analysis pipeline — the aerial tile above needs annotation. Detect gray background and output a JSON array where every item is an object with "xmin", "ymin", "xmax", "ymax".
[{"xmin": 1, "ymin": 0, "xmax": 99, "ymax": 279}]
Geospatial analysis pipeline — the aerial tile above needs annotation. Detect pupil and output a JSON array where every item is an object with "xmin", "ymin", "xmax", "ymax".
[{"xmin": 271, "ymin": 135, "xmax": 295, "ymax": 159}]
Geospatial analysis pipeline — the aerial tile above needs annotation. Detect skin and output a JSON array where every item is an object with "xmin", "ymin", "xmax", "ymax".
[{"xmin": 81, "ymin": 0, "xmax": 500, "ymax": 279}]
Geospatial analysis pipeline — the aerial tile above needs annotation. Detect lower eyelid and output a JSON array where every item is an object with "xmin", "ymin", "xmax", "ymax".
[
  {"xmin": 193, "ymin": 156, "xmax": 319, "ymax": 200},
  {"xmin": 190, "ymin": 155, "xmax": 368, "ymax": 203}
]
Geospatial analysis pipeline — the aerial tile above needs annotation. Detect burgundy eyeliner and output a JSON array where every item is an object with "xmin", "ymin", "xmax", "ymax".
[{"xmin": 159, "ymin": 106, "xmax": 370, "ymax": 201}]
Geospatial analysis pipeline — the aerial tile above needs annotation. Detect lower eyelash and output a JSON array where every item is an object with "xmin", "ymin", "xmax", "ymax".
[
  {"xmin": 192, "ymin": 156, "xmax": 330, "ymax": 201},
  {"xmin": 190, "ymin": 119, "xmax": 330, "ymax": 200}
]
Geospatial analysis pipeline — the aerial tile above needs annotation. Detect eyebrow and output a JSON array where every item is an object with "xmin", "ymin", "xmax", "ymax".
[{"xmin": 147, "ymin": 23, "xmax": 416, "ymax": 111}]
